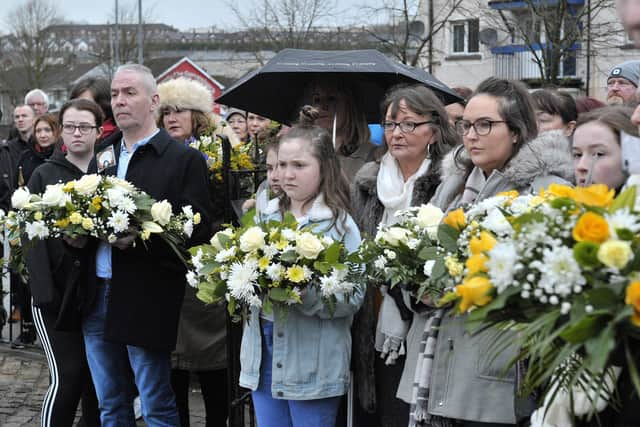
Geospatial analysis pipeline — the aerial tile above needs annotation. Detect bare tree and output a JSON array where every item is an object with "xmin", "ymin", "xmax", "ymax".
[
  {"xmin": 1, "ymin": 0, "xmax": 63, "ymax": 89},
  {"xmin": 228, "ymin": 0, "xmax": 339, "ymax": 64},
  {"xmin": 481, "ymin": 0, "xmax": 622, "ymax": 85},
  {"xmin": 365, "ymin": 0, "xmax": 467, "ymax": 67}
]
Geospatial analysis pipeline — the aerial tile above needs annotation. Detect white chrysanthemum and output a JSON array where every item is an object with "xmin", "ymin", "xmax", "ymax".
[
  {"xmin": 486, "ymin": 242, "xmax": 518, "ymax": 292},
  {"xmin": 467, "ymin": 195, "xmax": 508, "ymax": 218},
  {"xmin": 423, "ymin": 260, "xmax": 435, "ymax": 277},
  {"xmin": 266, "ymin": 263, "xmax": 284, "ymax": 281},
  {"xmin": 508, "ymin": 195, "xmax": 533, "ymax": 216},
  {"xmin": 119, "ymin": 197, "xmax": 137, "ymax": 214},
  {"xmin": 192, "ymin": 248, "xmax": 204, "ymax": 272},
  {"xmin": 107, "ymin": 211, "xmax": 130, "ymax": 233},
  {"xmin": 302, "ymin": 265, "xmax": 313, "ymax": 280},
  {"xmin": 374, "ymin": 256, "xmax": 387, "ymax": 270},
  {"xmin": 319, "ymin": 268, "xmax": 355, "ymax": 298},
  {"xmin": 606, "ymin": 209, "xmax": 640, "ymax": 239},
  {"xmin": 281, "ymin": 228, "xmax": 296, "ymax": 241},
  {"xmin": 183, "ymin": 219, "xmax": 194, "ymax": 237},
  {"xmin": 25, "ymin": 220, "xmax": 49, "ymax": 239},
  {"xmin": 263, "ymin": 244, "xmax": 279, "ymax": 258},
  {"xmin": 481, "ymin": 209, "xmax": 513, "ymax": 236},
  {"xmin": 535, "ymin": 246, "xmax": 585, "ymax": 298},
  {"xmin": 186, "ymin": 271, "xmax": 199, "ymax": 288},
  {"xmin": 227, "ymin": 260, "xmax": 259, "ymax": 303},
  {"xmin": 215, "ymin": 246, "xmax": 236, "ymax": 263}
]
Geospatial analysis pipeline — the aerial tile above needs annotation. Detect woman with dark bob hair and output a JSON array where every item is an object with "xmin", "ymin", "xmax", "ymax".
[
  {"xmin": 351, "ymin": 84, "xmax": 460, "ymax": 426},
  {"xmin": 419, "ymin": 77, "xmax": 574, "ymax": 426},
  {"xmin": 70, "ymin": 77, "xmax": 118, "ymax": 141},
  {"xmin": 531, "ymin": 89, "xmax": 577, "ymax": 136}
]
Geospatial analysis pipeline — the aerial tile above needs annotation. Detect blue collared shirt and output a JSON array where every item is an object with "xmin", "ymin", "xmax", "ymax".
[{"xmin": 96, "ymin": 129, "xmax": 159, "ymax": 279}]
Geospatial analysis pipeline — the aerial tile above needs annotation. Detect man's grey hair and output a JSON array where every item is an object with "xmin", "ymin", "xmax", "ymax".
[
  {"xmin": 24, "ymin": 89, "xmax": 49, "ymax": 105},
  {"xmin": 115, "ymin": 63, "xmax": 157, "ymax": 95}
]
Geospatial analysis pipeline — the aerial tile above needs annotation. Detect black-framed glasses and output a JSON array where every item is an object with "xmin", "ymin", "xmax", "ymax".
[
  {"xmin": 382, "ymin": 120, "xmax": 433, "ymax": 133},
  {"xmin": 62, "ymin": 123, "xmax": 98, "ymax": 135},
  {"xmin": 455, "ymin": 119, "xmax": 506, "ymax": 136}
]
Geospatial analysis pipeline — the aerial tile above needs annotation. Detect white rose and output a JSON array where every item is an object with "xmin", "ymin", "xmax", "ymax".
[
  {"xmin": 381, "ymin": 227, "xmax": 410, "ymax": 246},
  {"xmin": 74, "ymin": 174, "xmax": 102, "ymax": 195},
  {"xmin": 295, "ymin": 232, "xmax": 324, "ymax": 259},
  {"xmin": 211, "ymin": 228, "xmax": 234, "ymax": 250},
  {"xmin": 150, "ymin": 200, "xmax": 173, "ymax": 226},
  {"xmin": 11, "ymin": 187, "xmax": 31, "ymax": 209},
  {"xmin": 42, "ymin": 184, "xmax": 68, "ymax": 207},
  {"xmin": 107, "ymin": 176, "xmax": 135, "ymax": 192},
  {"xmin": 239, "ymin": 226, "xmax": 266, "ymax": 252},
  {"xmin": 415, "ymin": 204, "xmax": 444, "ymax": 229}
]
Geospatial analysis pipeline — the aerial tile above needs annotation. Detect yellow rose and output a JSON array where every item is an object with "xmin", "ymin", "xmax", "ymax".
[
  {"xmin": 239, "ymin": 226, "xmax": 266, "ymax": 252},
  {"xmin": 34, "ymin": 211, "xmax": 43, "ymax": 221},
  {"xmin": 91, "ymin": 196, "xmax": 102, "ymax": 212},
  {"xmin": 443, "ymin": 208, "xmax": 466, "ymax": 231},
  {"xmin": 469, "ymin": 231, "xmax": 496, "ymax": 255},
  {"xmin": 456, "ymin": 276, "xmax": 493, "ymax": 313},
  {"xmin": 466, "ymin": 253, "xmax": 488, "ymax": 275},
  {"xmin": 597, "ymin": 240, "xmax": 633, "ymax": 269},
  {"xmin": 625, "ymin": 281, "xmax": 640, "ymax": 327},
  {"xmin": 544, "ymin": 183, "xmax": 576, "ymax": 199},
  {"xmin": 193, "ymin": 212, "xmax": 201, "ymax": 225},
  {"xmin": 286, "ymin": 265, "xmax": 305, "ymax": 283},
  {"xmin": 572, "ymin": 212, "xmax": 610, "ymax": 243},
  {"xmin": 63, "ymin": 181, "xmax": 75, "ymax": 192},
  {"xmin": 445, "ymin": 256, "xmax": 464, "ymax": 277},
  {"xmin": 81, "ymin": 217, "xmax": 94, "ymax": 231},
  {"xmin": 69, "ymin": 212, "xmax": 83, "ymax": 225},
  {"xmin": 295, "ymin": 232, "xmax": 324, "ymax": 259},
  {"xmin": 55, "ymin": 218, "xmax": 70, "ymax": 228},
  {"xmin": 573, "ymin": 184, "xmax": 615, "ymax": 208}
]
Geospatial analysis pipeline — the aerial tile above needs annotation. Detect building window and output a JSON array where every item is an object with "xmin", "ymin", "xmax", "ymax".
[{"xmin": 451, "ymin": 19, "xmax": 479, "ymax": 54}]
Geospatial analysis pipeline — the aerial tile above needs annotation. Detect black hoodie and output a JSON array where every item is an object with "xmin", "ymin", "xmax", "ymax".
[{"xmin": 25, "ymin": 151, "xmax": 98, "ymax": 331}]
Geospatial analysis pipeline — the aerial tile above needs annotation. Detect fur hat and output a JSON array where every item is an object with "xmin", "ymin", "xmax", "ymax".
[{"xmin": 157, "ymin": 77, "xmax": 213, "ymax": 113}]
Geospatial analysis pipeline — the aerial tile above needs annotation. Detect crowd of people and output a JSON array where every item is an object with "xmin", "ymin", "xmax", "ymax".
[{"xmin": 1, "ymin": 2, "xmax": 640, "ymax": 426}]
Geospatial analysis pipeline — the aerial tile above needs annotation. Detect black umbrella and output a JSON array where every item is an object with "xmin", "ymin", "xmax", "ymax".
[{"xmin": 216, "ymin": 49, "xmax": 462, "ymax": 125}]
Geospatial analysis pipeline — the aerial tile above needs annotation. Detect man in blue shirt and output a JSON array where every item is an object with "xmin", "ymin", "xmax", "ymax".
[{"xmin": 83, "ymin": 64, "xmax": 213, "ymax": 427}]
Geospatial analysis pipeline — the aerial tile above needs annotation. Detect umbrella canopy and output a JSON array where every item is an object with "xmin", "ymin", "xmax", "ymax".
[{"xmin": 216, "ymin": 49, "xmax": 462, "ymax": 125}]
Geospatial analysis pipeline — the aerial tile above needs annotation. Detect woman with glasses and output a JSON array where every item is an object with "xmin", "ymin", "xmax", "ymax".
[
  {"xmin": 25, "ymin": 98, "xmax": 102, "ymax": 427},
  {"xmin": 421, "ymin": 77, "xmax": 574, "ymax": 427},
  {"xmin": 351, "ymin": 84, "xmax": 459, "ymax": 427}
]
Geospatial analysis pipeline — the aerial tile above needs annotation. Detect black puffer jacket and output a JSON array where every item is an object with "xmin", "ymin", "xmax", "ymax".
[
  {"xmin": 25, "ymin": 152, "xmax": 98, "ymax": 331},
  {"xmin": 18, "ymin": 139, "xmax": 56, "ymax": 186}
]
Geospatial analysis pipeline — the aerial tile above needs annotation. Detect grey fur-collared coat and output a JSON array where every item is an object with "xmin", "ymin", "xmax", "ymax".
[
  {"xmin": 404, "ymin": 130, "xmax": 575, "ymax": 425},
  {"xmin": 350, "ymin": 158, "xmax": 442, "ymax": 419}
]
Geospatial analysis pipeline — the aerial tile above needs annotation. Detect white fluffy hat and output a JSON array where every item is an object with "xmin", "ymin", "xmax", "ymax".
[{"xmin": 157, "ymin": 77, "xmax": 214, "ymax": 113}]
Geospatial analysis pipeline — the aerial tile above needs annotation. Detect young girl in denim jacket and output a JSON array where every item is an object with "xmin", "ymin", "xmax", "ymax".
[{"xmin": 239, "ymin": 106, "xmax": 364, "ymax": 427}]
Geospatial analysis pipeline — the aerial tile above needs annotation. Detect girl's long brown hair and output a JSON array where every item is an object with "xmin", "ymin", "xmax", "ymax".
[{"xmin": 278, "ymin": 105, "xmax": 352, "ymax": 232}]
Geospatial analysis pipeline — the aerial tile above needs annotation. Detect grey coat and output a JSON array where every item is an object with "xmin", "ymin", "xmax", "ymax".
[
  {"xmin": 398, "ymin": 130, "xmax": 574, "ymax": 423},
  {"xmin": 350, "ymin": 158, "xmax": 442, "ymax": 414}
]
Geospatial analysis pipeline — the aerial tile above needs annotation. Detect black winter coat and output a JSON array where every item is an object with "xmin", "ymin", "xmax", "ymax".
[
  {"xmin": 18, "ymin": 139, "xmax": 56, "ymax": 185},
  {"xmin": 100, "ymin": 129, "xmax": 214, "ymax": 352},
  {"xmin": 0, "ymin": 142, "xmax": 15, "ymax": 213},
  {"xmin": 25, "ymin": 152, "xmax": 98, "ymax": 331}
]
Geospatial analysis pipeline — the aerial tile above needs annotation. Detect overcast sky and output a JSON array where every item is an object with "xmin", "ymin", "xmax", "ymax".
[{"xmin": 1, "ymin": 0, "xmax": 369, "ymax": 32}]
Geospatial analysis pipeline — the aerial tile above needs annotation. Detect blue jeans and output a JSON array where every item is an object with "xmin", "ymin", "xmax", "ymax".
[
  {"xmin": 251, "ymin": 320, "xmax": 341, "ymax": 427},
  {"xmin": 82, "ymin": 282, "xmax": 179, "ymax": 427}
]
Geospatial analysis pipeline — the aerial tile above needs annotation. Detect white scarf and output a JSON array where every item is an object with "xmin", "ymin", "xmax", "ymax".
[
  {"xmin": 377, "ymin": 152, "xmax": 431, "ymax": 226},
  {"xmin": 375, "ymin": 152, "xmax": 431, "ymax": 364}
]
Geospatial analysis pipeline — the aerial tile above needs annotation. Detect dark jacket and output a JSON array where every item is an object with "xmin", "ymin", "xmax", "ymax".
[
  {"xmin": 18, "ymin": 139, "xmax": 56, "ymax": 186},
  {"xmin": 101, "ymin": 128, "xmax": 214, "ymax": 352},
  {"xmin": 6, "ymin": 134, "xmax": 29, "ymax": 187},
  {"xmin": 0, "ymin": 141, "xmax": 14, "ymax": 212},
  {"xmin": 349, "ymin": 158, "xmax": 443, "ymax": 414},
  {"xmin": 25, "ymin": 152, "xmax": 98, "ymax": 331}
]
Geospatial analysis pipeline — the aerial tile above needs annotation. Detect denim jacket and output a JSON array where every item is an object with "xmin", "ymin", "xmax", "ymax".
[{"xmin": 239, "ymin": 194, "xmax": 364, "ymax": 399}]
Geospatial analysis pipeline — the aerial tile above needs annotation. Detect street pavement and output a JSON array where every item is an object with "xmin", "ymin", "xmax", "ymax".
[{"xmin": 0, "ymin": 328, "xmax": 208, "ymax": 426}]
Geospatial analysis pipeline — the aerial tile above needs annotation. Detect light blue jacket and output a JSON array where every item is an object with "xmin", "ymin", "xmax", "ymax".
[{"xmin": 239, "ymin": 194, "xmax": 364, "ymax": 399}]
